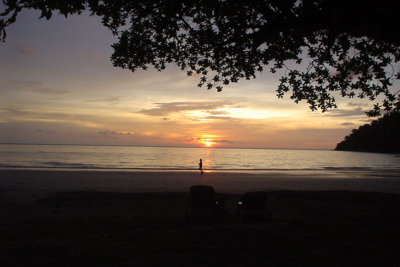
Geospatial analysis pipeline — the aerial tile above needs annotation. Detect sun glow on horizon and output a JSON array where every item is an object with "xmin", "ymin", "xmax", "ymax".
[
  {"xmin": 198, "ymin": 135, "xmax": 217, "ymax": 147},
  {"xmin": 195, "ymin": 134, "xmax": 221, "ymax": 148},
  {"xmin": 0, "ymin": 12, "xmax": 367, "ymax": 150}
]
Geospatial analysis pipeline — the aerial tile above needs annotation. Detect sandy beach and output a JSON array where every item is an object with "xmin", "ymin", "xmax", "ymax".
[
  {"xmin": 2, "ymin": 169, "xmax": 400, "ymax": 202},
  {"xmin": 1, "ymin": 169, "xmax": 400, "ymax": 266}
]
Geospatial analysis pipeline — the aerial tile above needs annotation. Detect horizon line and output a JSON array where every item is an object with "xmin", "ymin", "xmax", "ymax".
[{"xmin": 0, "ymin": 142, "xmax": 331, "ymax": 151}]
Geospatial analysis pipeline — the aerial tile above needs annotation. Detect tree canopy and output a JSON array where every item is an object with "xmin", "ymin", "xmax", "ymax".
[
  {"xmin": 1, "ymin": 0, "xmax": 400, "ymax": 115},
  {"xmin": 335, "ymin": 111, "xmax": 400, "ymax": 153}
]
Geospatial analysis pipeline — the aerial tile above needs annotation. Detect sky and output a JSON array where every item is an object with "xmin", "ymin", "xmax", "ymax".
[{"xmin": 0, "ymin": 10, "xmax": 374, "ymax": 149}]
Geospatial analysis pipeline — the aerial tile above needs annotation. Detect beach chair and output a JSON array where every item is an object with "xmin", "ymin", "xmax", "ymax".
[
  {"xmin": 186, "ymin": 185, "xmax": 224, "ymax": 223},
  {"xmin": 237, "ymin": 191, "xmax": 271, "ymax": 223}
]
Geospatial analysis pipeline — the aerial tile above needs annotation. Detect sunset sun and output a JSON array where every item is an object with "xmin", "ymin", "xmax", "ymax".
[{"xmin": 205, "ymin": 141, "xmax": 212, "ymax": 147}]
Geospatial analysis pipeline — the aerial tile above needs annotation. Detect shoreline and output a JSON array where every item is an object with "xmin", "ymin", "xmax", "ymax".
[
  {"xmin": 2, "ymin": 169, "xmax": 400, "ymax": 204},
  {"xmin": 1, "ymin": 166, "xmax": 399, "ymax": 173}
]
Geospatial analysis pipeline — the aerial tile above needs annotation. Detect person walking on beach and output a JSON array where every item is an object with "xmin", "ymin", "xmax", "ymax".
[{"xmin": 199, "ymin": 159, "xmax": 203, "ymax": 175}]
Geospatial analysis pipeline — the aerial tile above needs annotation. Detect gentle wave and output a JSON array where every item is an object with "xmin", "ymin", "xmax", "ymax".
[
  {"xmin": 323, "ymin": 166, "xmax": 373, "ymax": 171},
  {"xmin": 42, "ymin": 161, "xmax": 96, "ymax": 168},
  {"xmin": 0, "ymin": 164, "xmax": 398, "ymax": 173}
]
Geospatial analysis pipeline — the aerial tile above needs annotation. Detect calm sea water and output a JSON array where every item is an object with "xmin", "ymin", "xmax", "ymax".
[{"xmin": 0, "ymin": 144, "xmax": 399, "ymax": 171}]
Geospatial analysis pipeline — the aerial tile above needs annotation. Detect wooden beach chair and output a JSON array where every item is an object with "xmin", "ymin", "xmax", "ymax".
[
  {"xmin": 237, "ymin": 191, "xmax": 271, "ymax": 223},
  {"xmin": 186, "ymin": 185, "xmax": 224, "ymax": 223}
]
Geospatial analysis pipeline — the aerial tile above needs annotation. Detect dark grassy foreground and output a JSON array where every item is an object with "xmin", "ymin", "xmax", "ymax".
[{"xmin": 1, "ymin": 190, "xmax": 400, "ymax": 266}]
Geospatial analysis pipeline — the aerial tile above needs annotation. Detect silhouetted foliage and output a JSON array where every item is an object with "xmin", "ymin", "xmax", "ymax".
[
  {"xmin": 1, "ymin": 0, "xmax": 400, "ymax": 115},
  {"xmin": 335, "ymin": 112, "xmax": 400, "ymax": 153}
]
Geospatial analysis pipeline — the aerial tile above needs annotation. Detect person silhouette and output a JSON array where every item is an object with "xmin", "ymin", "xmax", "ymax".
[{"xmin": 199, "ymin": 159, "xmax": 203, "ymax": 175}]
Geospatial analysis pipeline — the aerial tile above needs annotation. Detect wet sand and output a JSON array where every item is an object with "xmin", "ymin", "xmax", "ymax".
[
  {"xmin": 1, "ymin": 169, "xmax": 400, "ymax": 266},
  {"xmin": 1, "ymin": 169, "xmax": 400, "ymax": 202}
]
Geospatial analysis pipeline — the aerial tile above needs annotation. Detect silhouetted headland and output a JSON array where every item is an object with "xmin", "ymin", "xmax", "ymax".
[{"xmin": 335, "ymin": 112, "xmax": 400, "ymax": 153}]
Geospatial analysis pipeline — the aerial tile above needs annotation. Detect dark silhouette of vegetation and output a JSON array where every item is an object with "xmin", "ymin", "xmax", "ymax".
[
  {"xmin": 335, "ymin": 112, "xmax": 400, "ymax": 153},
  {"xmin": 1, "ymin": 0, "xmax": 400, "ymax": 115}
]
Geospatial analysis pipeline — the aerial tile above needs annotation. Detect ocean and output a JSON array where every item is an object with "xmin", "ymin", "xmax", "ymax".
[{"xmin": 0, "ymin": 144, "xmax": 399, "ymax": 171}]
